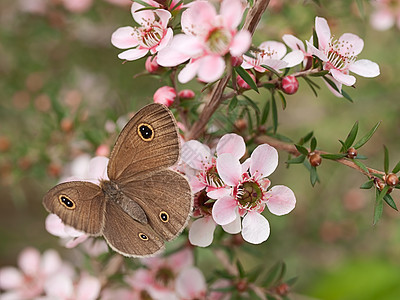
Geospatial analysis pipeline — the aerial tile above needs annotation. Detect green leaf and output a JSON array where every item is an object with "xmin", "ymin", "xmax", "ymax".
[
  {"xmin": 262, "ymin": 261, "xmax": 284, "ymax": 288},
  {"xmin": 241, "ymin": 95, "xmax": 261, "ymax": 114},
  {"xmin": 310, "ymin": 165, "xmax": 319, "ymax": 186},
  {"xmin": 360, "ymin": 180, "xmax": 374, "ymax": 189},
  {"xmin": 309, "ymin": 70, "xmax": 329, "ymax": 77},
  {"xmin": 299, "ymin": 131, "xmax": 314, "ymax": 145},
  {"xmin": 373, "ymin": 187, "xmax": 388, "ymax": 225},
  {"xmin": 245, "ymin": 108, "xmax": 253, "ymax": 134},
  {"xmin": 353, "ymin": 121, "xmax": 381, "ymax": 149},
  {"xmin": 261, "ymin": 100, "xmax": 270, "ymax": 125},
  {"xmin": 286, "ymin": 276, "xmax": 298, "ymax": 286},
  {"xmin": 383, "ymin": 194, "xmax": 398, "ymax": 211},
  {"xmin": 384, "ymin": 145, "xmax": 389, "ymax": 174},
  {"xmin": 263, "ymin": 83, "xmax": 276, "ymax": 89},
  {"xmin": 341, "ymin": 88, "xmax": 354, "ymax": 102},
  {"xmin": 295, "ymin": 145, "xmax": 309, "ymax": 156},
  {"xmin": 323, "ymin": 76, "xmax": 341, "ymax": 93},
  {"xmin": 342, "ymin": 121, "xmax": 359, "ymax": 151},
  {"xmin": 392, "ymin": 159, "xmax": 400, "ymax": 174},
  {"xmin": 261, "ymin": 64, "xmax": 281, "ymax": 77},
  {"xmin": 354, "ymin": 159, "xmax": 370, "ymax": 174},
  {"xmin": 133, "ymin": 0, "xmax": 153, "ymax": 7},
  {"xmin": 236, "ymin": 260, "xmax": 245, "ymax": 278},
  {"xmin": 320, "ymin": 153, "xmax": 347, "ymax": 160},
  {"xmin": 312, "ymin": 28, "xmax": 319, "ymax": 49},
  {"xmin": 301, "ymin": 76, "xmax": 319, "ymax": 97},
  {"xmin": 287, "ymin": 155, "xmax": 306, "ymax": 165},
  {"xmin": 235, "ymin": 66, "xmax": 259, "ymax": 92},
  {"xmin": 310, "ymin": 137, "xmax": 317, "ymax": 152},
  {"xmin": 277, "ymin": 91, "xmax": 287, "ymax": 110},
  {"xmin": 170, "ymin": 0, "xmax": 184, "ymax": 11},
  {"xmin": 229, "ymin": 96, "xmax": 238, "ymax": 111},
  {"xmin": 356, "ymin": 0, "xmax": 365, "ymax": 18},
  {"xmin": 247, "ymin": 289, "xmax": 262, "ymax": 300},
  {"xmin": 271, "ymin": 93, "xmax": 278, "ymax": 133}
]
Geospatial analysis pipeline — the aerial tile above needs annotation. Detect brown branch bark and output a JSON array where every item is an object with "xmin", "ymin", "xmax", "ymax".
[{"xmin": 186, "ymin": 0, "xmax": 270, "ymax": 140}]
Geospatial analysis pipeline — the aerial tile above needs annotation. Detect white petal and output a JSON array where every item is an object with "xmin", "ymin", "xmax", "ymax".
[
  {"xmin": 18, "ymin": 247, "xmax": 40, "ymax": 276},
  {"xmin": 181, "ymin": 140, "xmax": 212, "ymax": 170},
  {"xmin": 241, "ymin": 212, "xmax": 270, "ymax": 244},
  {"xmin": 370, "ymin": 10, "xmax": 395, "ymax": 31},
  {"xmin": 207, "ymin": 187, "xmax": 230, "ymax": 199},
  {"xmin": 178, "ymin": 60, "xmax": 200, "ymax": 83},
  {"xmin": 111, "ymin": 26, "xmax": 138, "ymax": 49},
  {"xmin": 282, "ymin": 34, "xmax": 305, "ymax": 52},
  {"xmin": 156, "ymin": 27, "xmax": 173, "ymax": 52},
  {"xmin": 250, "ymin": 144, "xmax": 278, "ymax": 178},
  {"xmin": 259, "ymin": 41, "xmax": 287, "ymax": 59},
  {"xmin": 315, "ymin": 16, "xmax": 331, "ymax": 49},
  {"xmin": 266, "ymin": 185, "xmax": 296, "ymax": 216},
  {"xmin": 41, "ymin": 249, "xmax": 62, "ymax": 276},
  {"xmin": 76, "ymin": 274, "xmax": 101, "ymax": 300},
  {"xmin": 216, "ymin": 153, "xmax": 242, "ymax": 186},
  {"xmin": 216, "ymin": 133, "xmax": 245, "ymax": 160},
  {"xmin": 188, "ymin": 217, "xmax": 216, "ymax": 247},
  {"xmin": 131, "ymin": 3, "xmax": 155, "ymax": 25},
  {"xmin": 212, "ymin": 196, "xmax": 238, "ymax": 225},
  {"xmin": 330, "ymin": 69, "xmax": 356, "ymax": 86},
  {"xmin": 44, "ymin": 273, "xmax": 74, "ymax": 298},
  {"xmin": 230, "ymin": 30, "xmax": 251, "ymax": 57},
  {"xmin": 262, "ymin": 59, "xmax": 288, "ymax": 71},
  {"xmin": 349, "ymin": 59, "xmax": 380, "ymax": 78},
  {"xmin": 282, "ymin": 50, "xmax": 304, "ymax": 68},
  {"xmin": 221, "ymin": 0, "xmax": 245, "ymax": 29},
  {"xmin": 155, "ymin": 8, "xmax": 171, "ymax": 27},
  {"xmin": 118, "ymin": 48, "xmax": 148, "ymax": 61},
  {"xmin": 306, "ymin": 41, "xmax": 328, "ymax": 61},
  {"xmin": 87, "ymin": 156, "xmax": 109, "ymax": 182},
  {"xmin": 338, "ymin": 33, "xmax": 364, "ymax": 56},
  {"xmin": 0, "ymin": 267, "xmax": 23, "ymax": 289},
  {"xmin": 222, "ymin": 213, "xmax": 241, "ymax": 234},
  {"xmin": 198, "ymin": 55, "xmax": 225, "ymax": 83}
]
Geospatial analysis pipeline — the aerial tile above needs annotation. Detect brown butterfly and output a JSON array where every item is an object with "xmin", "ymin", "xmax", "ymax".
[{"xmin": 43, "ymin": 103, "xmax": 193, "ymax": 257}]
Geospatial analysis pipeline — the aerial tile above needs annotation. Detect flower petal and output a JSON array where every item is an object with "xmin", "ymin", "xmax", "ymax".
[
  {"xmin": 169, "ymin": 248, "xmax": 193, "ymax": 271},
  {"xmin": 323, "ymin": 76, "xmax": 343, "ymax": 97},
  {"xmin": 222, "ymin": 213, "xmax": 241, "ymax": 234},
  {"xmin": 41, "ymin": 249, "xmax": 62, "ymax": 276},
  {"xmin": 216, "ymin": 133, "xmax": 245, "ymax": 160},
  {"xmin": 282, "ymin": 50, "xmax": 304, "ymax": 68},
  {"xmin": 220, "ymin": 0, "xmax": 245, "ymax": 29},
  {"xmin": 349, "ymin": 59, "xmax": 380, "ymax": 78},
  {"xmin": 131, "ymin": 3, "xmax": 155, "ymax": 25},
  {"xmin": 181, "ymin": 0, "xmax": 216, "ymax": 35},
  {"xmin": 230, "ymin": 30, "xmax": 251, "ymax": 57},
  {"xmin": 207, "ymin": 187, "xmax": 230, "ymax": 199},
  {"xmin": 241, "ymin": 211, "xmax": 270, "ymax": 244},
  {"xmin": 45, "ymin": 214, "xmax": 69, "ymax": 237},
  {"xmin": 315, "ymin": 16, "xmax": 331, "ymax": 49},
  {"xmin": 118, "ymin": 48, "xmax": 148, "ymax": 61},
  {"xmin": 111, "ymin": 26, "xmax": 138, "ymax": 49},
  {"xmin": 181, "ymin": 140, "xmax": 212, "ymax": 170},
  {"xmin": 216, "ymin": 153, "xmax": 242, "ymax": 186},
  {"xmin": 44, "ymin": 273, "xmax": 74, "ymax": 298},
  {"xmin": 178, "ymin": 60, "xmax": 200, "ymax": 83},
  {"xmin": 88, "ymin": 156, "xmax": 109, "ymax": 183},
  {"xmin": 282, "ymin": 34, "xmax": 305, "ymax": 52},
  {"xmin": 330, "ymin": 69, "xmax": 356, "ymax": 86},
  {"xmin": 212, "ymin": 196, "xmax": 238, "ymax": 225},
  {"xmin": 18, "ymin": 247, "xmax": 40, "ymax": 276},
  {"xmin": 0, "ymin": 267, "xmax": 23, "ymax": 289},
  {"xmin": 338, "ymin": 33, "xmax": 364, "ymax": 56},
  {"xmin": 266, "ymin": 185, "xmax": 296, "ymax": 216},
  {"xmin": 188, "ymin": 216, "xmax": 216, "ymax": 247},
  {"xmin": 306, "ymin": 41, "xmax": 328, "ymax": 61},
  {"xmin": 250, "ymin": 144, "xmax": 278, "ymax": 179},
  {"xmin": 175, "ymin": 267, "xmax": 206, "ymax": 299},
  {"xmin": 198, "ymin": 55, "xmax": 225, "ymax": 83},
  {"xmin": 189, "ymin": 176, "xmax": 207, "ymax": 193},
  {"xmin": 76, "ymin": 274, "xmax": 101, "ymax": 300},
  {"xmin": 370, "ymin": 10, "xmax": 395, "ymax": 31},
  {"xmin": 156, "ymin": 27, "xmax": 173, "ymax": 52},
  {"xmin": 155, "ymin": 8, "xmax": 171, "ymax": 27},
  {"xmin": 259, "ymin": 41, "xmax": 287, "ymax": 59},
  {"xmin": 262, "ymin": 59, "xmax": 288, "ymax": 71}
]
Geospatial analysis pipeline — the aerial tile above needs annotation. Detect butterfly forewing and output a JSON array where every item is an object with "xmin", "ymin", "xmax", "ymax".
[
  {"xmin": 43, "ymin": 181, "xmax": 106, "ymax": 235},
  {"xmin": 107, "ymin": 103, "xmax": 180, "ymax": 183}
]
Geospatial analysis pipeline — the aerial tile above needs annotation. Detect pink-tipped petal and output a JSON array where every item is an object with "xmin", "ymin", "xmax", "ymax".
[
  {"xmin": 216, "ymin": 153, "xmax": 242, "ymax": 186},
  {"xmin": 282, "ymin": 34, "xmax": 305, "ymax": 52},
  {"xmin": 282, "ymin": 50, "xmax": 304, "ymax": 68},
  {"xmin": 250, "ymin": 144, "xmax": 278, "ymax": 178},
  {"xmin": 220, "ymin": 0, "xmax": 245, "ymax": 29},
  {"xmin": 315, "ymin": 16, "xmax": 331, "ymax": 49},
  {"xmin": 170, "ymin": 248, "xmax": 194, "ymax": 271},
  {"xmin": 65, "ymin": 235, "xmax": 89, "ymax": 248},
  {"xmin": 241, "ymin": 212, "xmax": 270, "ymax": 244},
  {"xmin": 18, "ymin": 247, "xmax": 40, "ymax": 276},
  {"xmin": 189, "ymin": 176, "xmax": 207, "ymax": 193},
  {"xmin": 198, "ymin": 55, "xmax": 225, "ymax": 83},
  {"xmin": 157, "ymin": 47, "xmax": 190, "ymax": 67},
  {"xmin": 338, "ymin": 33, "xmax": 364, "ymax": 56},
  {"xmin": 230, "ymin": 30, "xmax": 251, "ymax": 57},
  {"xmin": 189, "ymin": 216, "xmax": 216, "ymax": 247},
  {"xmin": 324, "ymin": 76, "xmax": 343, "ymax": 97},
  {"xmin": 0, "ymin": 267, "xmax": 23, "ymax": 289},
  {"xmin": 181, "ymin": 140, "xmax": 212, "ymax": 170},
  {"xmin": 306, "ymin": 41, "xmax": 328, "ymax": 61},
  {"xmin": 76, "ymin": 274, "xmax": 101, "ymax": 300},
  {"xmin": 212, "ymin": 196, "xmax": 238, "ymax": 225},
  {"xmin": 176, "ymin": 267, "xmax": 207, "ymax": 299},
  {"xmin": 370, "ymin": 10, "xmax": 395, "ymax": 31},
  {"xmin": 156, "ymin": 28, "xmax": 173, "ymax": 52},
  {"xmin": 181, "ymin": 1, "xmax": 216, "ymax": 35},
  {"xmin": 259, "ymin": 41, "xmax": 287, "ymax": 59},
  {"xmin": 111, "ymin": 26, "xmax": 138, "ymax": 49},
  {"xmin": 241, "ymin": 158, "xmax": 251, "ymax": 174},
  {"xmin": 330, "ymin": 69, "xmax": 356, "ymax": 86},
  {"xmin": 45, "ymin": 214, "xmax": 68, "ymax": 237},
  {"xmin": 207, "ymin": 187, "xmax": 230, "ymax": 199},
  {"xmin": 178, "ymin": 60, "xmax": 200, "ymax": 83},
  {"xmin": 216, "ymin": 133, "xmax": 245, "ymax": 159},
  {"xmin": 131, "ymin": 3, "xmax": 155, "ymax": 25},
  {"xmin": 155, "ymin": 8, "xmax": 171, "ymax": 27},
  {"xmin": 349, "ymin": 59, "xmax": 380, "ymax": 78},
  {"xmin": 118, "ymin": 48, "xmax": 148, "ymax": 61},
  {"xmin": 222, "ymin": 213, "xmax": 241, "ymax": 234},
  {"xmin": 262, "ymin": 59, "xmax": 288, "ymax": 71},
  {"xmin": 266, "ymin": 185, "xmax": 296, "ymax": 216}
]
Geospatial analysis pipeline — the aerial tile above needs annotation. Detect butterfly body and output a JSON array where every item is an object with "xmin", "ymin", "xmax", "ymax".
[{"xmin": 43, "ymin": 103, "xmax": 192, "ymax": 257}]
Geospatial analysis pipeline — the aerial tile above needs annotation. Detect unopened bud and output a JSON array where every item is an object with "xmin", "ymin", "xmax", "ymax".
[
  {"xmin": 236, "ymin": 279, "xmax": 248, "ymax": 293},
  {"xmin": 60, "ymin": 118, "xmax": 74, "ymax": 133},
  {"xmin": 145, "ymin": 56, "xmax": 160, "ymax": 73},
  {"xmin": 281, "ymin": 75, "xmax": 299, "ymax": 95},
  {"xmin": 234, "ymin": 119, "xmax": 247, "ymax": 131},
  {"xmin": 274, "ymin": 283, "xmax": 290, "ymax": 296},
  {"xmin": 385, "ymin": 173, "xmax": 399, "ymax": 187},
  {"xmin": 231, "ymin": 56, "xmax": 243, "ymax": 67},
  {"xmin": 237, "ymin": 72, "xmax": 256, "ymax": 90},
  {"xmin": 309, "ymin": 152, "xmax": 321, "ymax": 166},
  {"xmin": 178, "ymin": 89, "xmax": 195, "ymax": 99},
  {"xmin": 347, "ymin": 147, "xmax": 357, "ymax": 159}
]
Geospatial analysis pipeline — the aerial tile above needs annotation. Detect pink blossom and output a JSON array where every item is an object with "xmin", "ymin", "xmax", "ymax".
[
  {"xmin": 111, "ymin": 3, "xmax": 173, "ymax": 61},
  {"xmin": 282, "ymin": 34, "xmax": 313, "ymax": 69},
  {"xmin": 370, "ymin": 0, "xmax": 400, "ymax": 31},
  {"xmin": 242, "ymin": 41, "xmax": 304, "ymax": 72},
  {"xmin": 157, "ymin": 0, "xmax": 251, "ymax": 83},
  {"xmin": 61, "ymin": 0, "xmax": 93, "ymax": 13},
  {"xmin": 307, "ymin": 17, "xmax": 380, "ymax": 94},
  {"xmin": 175, "ymin": 267, "xmax": 207, "ymax": 300},
  {"xmin": 143, "ymin": 0, "xmax": 184, "ymax": 11},
  {"xmin": 153, "ymin": 86, "xmax": 176, "ymax": 107},
  {"xmin": 145, "ymin": 56, "xmax": 160, "ymax": 73},
  {"xmin": 0, "ymin": 247, "xmax": 68, "ymax": 299},
  {"xmin": 212, "ymin": 144, "xmax": 296, "ymax": 244}
]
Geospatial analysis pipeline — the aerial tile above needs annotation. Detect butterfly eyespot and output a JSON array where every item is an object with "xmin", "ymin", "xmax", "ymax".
[
  {"xmin": 159, "ymin": 211, "xmax": 169, "ymax": 223},
  {"xmin": 137, "ymin": 123, "xmax": 154, "ymax": 141},
  {"xmin": 139, "ymin": 233, "xmax": 149, "ymax": 241},
  {"xmin": 58, "ymin": 195, "xmax": 75, "ymax": 210}
]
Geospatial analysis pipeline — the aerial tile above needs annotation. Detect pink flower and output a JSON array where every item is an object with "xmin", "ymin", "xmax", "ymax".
[
  {"xmin": 307, "ymin": 17, "xmax": 380, "ymax": 93},
  {"xmin": 175, "ymin": 267, "xmax": 207, "ymax": 300},
  {"xmin": 143, "ymin": 0, "xmax": 184, "ymax": 11},
  {"xmin": 111, "ymin": 3, "xmax": 173, "ymax": 61},
  {"xmin": 0, "ymin": 247, "xmax": 68, "ymax": 299},
  {"xmin": 212, "ymin": 144, "xmax": 296, "ymax": 244},
  {"xmin": 61, "ymin": 0, "xmax": 93, "ymax": 13},
  {"xmin": 153, "ymin": 86, "xmax": 176, "ymax": 107},
  {"xmin": 282, "ymin": 34, "xmax": 313, "ymax": 69},
  {"xmin": 157, "ymin": 0, "xmax": 251, "ymax": 83},
  {"xmin": 145, "ymin": 56, "xmax": 160, "ymax": 73},
  {"xmin": 370, "ymin": 0, "xmax": 400, "ymax": 31},
  {"xmin": 242, "ymin": 41, "xmax": 304, "ymax": 72}
]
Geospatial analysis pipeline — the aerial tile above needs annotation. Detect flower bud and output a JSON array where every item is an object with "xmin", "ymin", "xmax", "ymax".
[
  {"xmin": 274, "ymin": 283, "xmax": 290, "ymax": 296},
  {"xmin": 281, "ymin": 75, "xmax": 299, "ymax": 95},
  {"xmin": 153, "ymin": 86, "xmax": 176, "ymax": 107},
  {"xmin": 385, "ymin": 173, "xmax": 399, "ymax": 187},
  {"xmin": 237, "ymin": 72, "xmax": 256, "ymax": 90},
  {"xmin": 347, "ymin": 147, "xmax": 357, "ymax": 158},
  {"xmin": 178, "ymin": 89, "xmax": 195, "ymax": 99},
  {"xmin": 96, "ymin": 144, "xmax": 110, "ymax": 157},
  {"xmin": 309, "ymin": 152, "xmax": 321, "ymax": 166},
  {"xmin": 0, "ymin": 136, "xmax": 11, "ymax": 152},
  {"xmin": 231, "ymin": 56, "xmax": 243, "ymax": 67},
  {"xmin": 145, "ymin": 56, "xmax": 160, "ymax": 73},
  {"xmin": 60, "ymin": 117, "xmax": 74, "ymax": 133},
  {"xmin": 374, "ymin": 178, "xmax": 386, "ymax": 191}
]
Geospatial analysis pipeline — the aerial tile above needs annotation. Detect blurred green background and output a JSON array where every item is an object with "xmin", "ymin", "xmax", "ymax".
[{"xmin": 1, "ymin": 0, "xmax": 400, "ymax": 299}]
